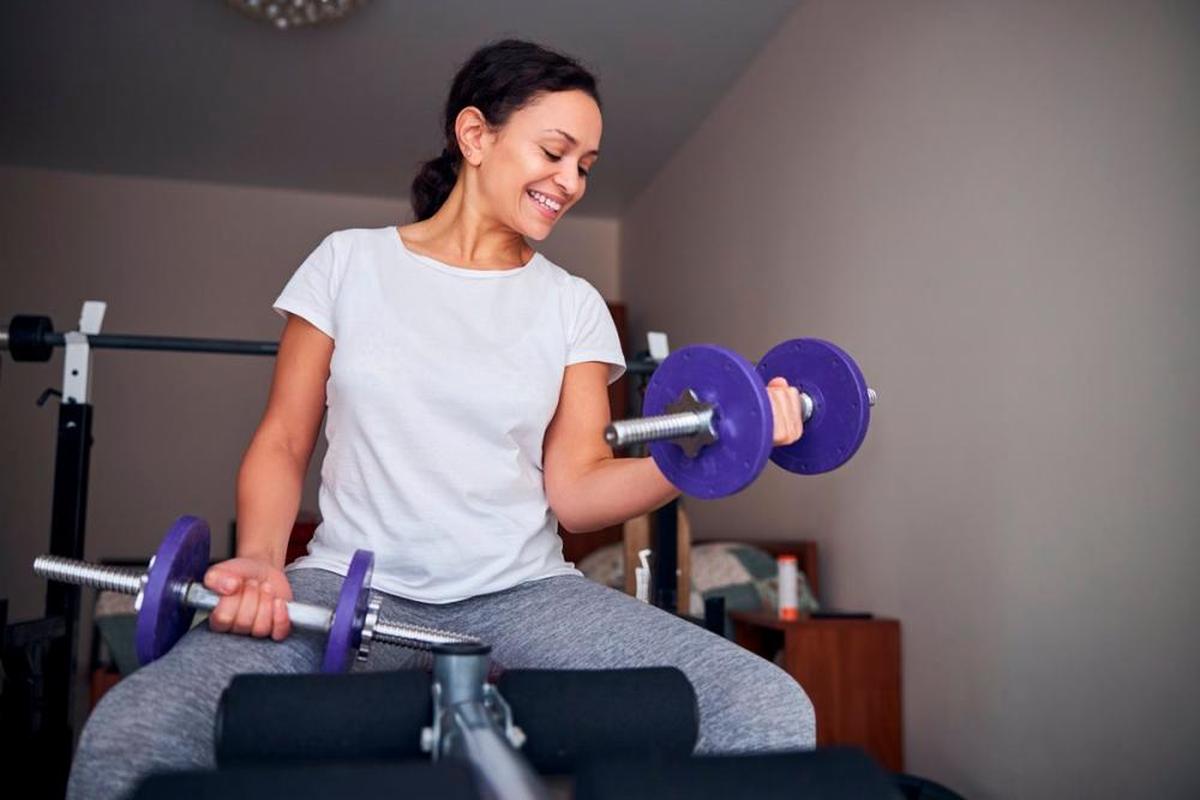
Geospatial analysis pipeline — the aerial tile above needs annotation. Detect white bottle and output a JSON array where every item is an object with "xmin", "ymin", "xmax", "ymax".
[
  {"xmin": 635, "ymin": 548, "xmax": 652, "ymax": 603},
  {"xmin": 777, "ymin": 555, "xmax": 799, "ymax": 621}
]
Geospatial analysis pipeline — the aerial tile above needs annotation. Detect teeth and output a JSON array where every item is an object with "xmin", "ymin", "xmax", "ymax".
[{"xmin": 528, "ymin": 190, "xmax": 562, "ymax": 212}]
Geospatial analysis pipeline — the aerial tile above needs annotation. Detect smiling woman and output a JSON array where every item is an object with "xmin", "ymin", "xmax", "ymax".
[
  {"xmin": 409, "ymin": 39, "xmax": 603, "ymax": 240},
  {"xmin": 64, "ymin": 38, "xmax": 815, "ymax": 800}
]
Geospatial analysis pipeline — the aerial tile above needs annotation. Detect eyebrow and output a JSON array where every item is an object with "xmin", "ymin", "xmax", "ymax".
[{"xmin": 543, "ymin": 128, "xmax": 600, "ymax": 157}]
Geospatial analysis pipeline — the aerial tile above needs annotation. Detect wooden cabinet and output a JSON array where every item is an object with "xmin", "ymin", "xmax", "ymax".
[{"xmin": 730, "ymin": 611, "xmax": 903, "ymax": 772}]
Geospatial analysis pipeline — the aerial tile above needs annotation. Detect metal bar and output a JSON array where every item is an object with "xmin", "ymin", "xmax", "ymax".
[
  {"xmin": 653, "ymin": 500, "xmax": 678, "ymax": 612},
  {"xmin": 180, "ymin": 584, "xmax": 333, "ymax": 632},
  {"xmin": 373, "ymin": 620, "xmax": 479, "ymax": 649},
  {"xmin": 432, "ymin": 647, "xmax": 549, "ymax": 800},
  {"xmin": 32, "ymin": 557, "xmax": 142, "ymax": 594},
  {"xmin": 451, "ymin": 703, "xmax": 550, "ymax": 800},
  {"xmin": 39, "ymin": 332, "xmax": 278, "ymax": 357},
  {"xmin": 605, "ymin": 409, "xmax": 711, "ymax": 448},
  {"xmin": 12, "ymin": 326, "xmax": 655, "ymax": 368},
  {"xmin": 42, "ymin": 401, "xmax": 92, "ymax": 790}
]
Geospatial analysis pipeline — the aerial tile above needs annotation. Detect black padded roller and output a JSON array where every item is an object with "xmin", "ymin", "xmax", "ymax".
[
  {"xmin": 214, "ymin": 670, "xmax": 432, "ymax": 766},
  {"xmin": 573, "ymin": 747, "xmax": 902, "ymax": 800},
  {"xmin": 133, "ymin": 761, "xmax": 479, "ymax": 800},
  {"xmin": 497, "ymin": 667, "xmax": 699, "ymax": 774}
]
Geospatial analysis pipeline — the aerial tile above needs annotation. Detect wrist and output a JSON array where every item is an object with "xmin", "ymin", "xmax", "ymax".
[{"xmin": 235, "ymin": 544, "xmax": 285, "ymax": 569}]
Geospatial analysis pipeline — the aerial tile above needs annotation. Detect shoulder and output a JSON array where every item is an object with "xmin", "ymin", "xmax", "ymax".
[
  {"xmin": 301, "ymin": 226, "xmax": 397, "ymax": 276},
  {"xmin": 534, "ymin": 252, "xmax": 604, "ymax": 305},
  {"xmin": 318, "ymin": 225, "xmax": 396, "ymax": 253}
]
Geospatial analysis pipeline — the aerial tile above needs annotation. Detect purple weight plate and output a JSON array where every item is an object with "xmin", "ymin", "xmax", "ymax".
[
  {"xmin": 756, "ymin": 339, "xmax": 871, "ymax": 474},
  {"xmin": 645, "ymin": 344, "xmax": 774, "ymax": 498},
  {"xmin": 322, "ymin": 549, "xmax": 374, "ymax": 673},
  {"xmin": 135, "ymin": 516, "xmax": 210, "ymax": 665}
]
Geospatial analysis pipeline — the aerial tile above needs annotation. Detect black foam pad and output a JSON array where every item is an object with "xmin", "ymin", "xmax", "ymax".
[
  {"xmin": 573, "ymin": 747, "xmax": 902, "ymax": 800},
  {"xmin": 133, "ymin": 761, "xmax": 479, "ymax": 800},
  {"xmin": 497, "ymin": 667, "xmax": 699, "ymax": 773},
  {"xmin": 214, "ymin": 670, "xmax": 432, "ymax": 766}
]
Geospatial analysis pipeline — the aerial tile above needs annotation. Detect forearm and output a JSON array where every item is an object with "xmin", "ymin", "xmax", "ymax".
[
  {"xmin": 234, "ymin": 436, "xmax": 308, "ymax": 567},
  {"xmin": 554, "ymin": 456, "xmax": 682, "ymax": 533}
]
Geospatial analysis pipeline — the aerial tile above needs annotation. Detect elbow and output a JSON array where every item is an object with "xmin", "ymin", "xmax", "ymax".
[
  {"xmin": 545, "ymin": 457, "xmax": 611, "ymax": 534},
  {"xmin": 550, "ymin": 500, "xmax": 584, "ymax": 534},
  {"xmin": 549, "ymin": 495, "xmax": 601, "ymax": 535}
]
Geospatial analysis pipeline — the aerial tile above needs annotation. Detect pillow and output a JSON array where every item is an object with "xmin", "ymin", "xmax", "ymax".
[
  {"xmin": 687, "ymin": 543, "xmax": 820, "ymax": 637},
  {"xmin": 576, "ymin": 542, "xmax": 624, "ymax": 591}
]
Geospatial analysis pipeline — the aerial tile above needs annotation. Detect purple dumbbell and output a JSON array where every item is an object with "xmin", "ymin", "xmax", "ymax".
[
  {"xmin": 32, "ymin": 516, "xmax": 480, "ymax": 671},
  {"xmin": 605, "ymin": 340, "xmax": 876, "ymax": 498}
]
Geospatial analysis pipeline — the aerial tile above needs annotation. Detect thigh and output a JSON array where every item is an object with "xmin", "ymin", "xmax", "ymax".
[
  {"xmin": 435, "ymin": 575, "xmax": 816, "ymax": 753},
  {"xmin": 438, "ymin": 575, "xmax": 717, "ymax": 670}
]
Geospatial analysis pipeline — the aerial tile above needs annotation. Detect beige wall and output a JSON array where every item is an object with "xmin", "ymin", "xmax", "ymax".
[
  {"xmin": 0, "ymin": 166, "xmax": 618, "ymax": 691},
  {"xmin": 621, "ymin": 0, "xmax": 1198, "ymax": 797}
]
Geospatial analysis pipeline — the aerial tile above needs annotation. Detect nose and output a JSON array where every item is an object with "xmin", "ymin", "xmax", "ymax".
[{"xmin": 553, "ymin": 162, "xmax": 581, "ymax": 200}]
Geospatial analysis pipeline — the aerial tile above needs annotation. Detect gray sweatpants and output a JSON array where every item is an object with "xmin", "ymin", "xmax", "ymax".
[{"xmin": 69, "ymin": 569, "xmax": 816, "ymax": 799}]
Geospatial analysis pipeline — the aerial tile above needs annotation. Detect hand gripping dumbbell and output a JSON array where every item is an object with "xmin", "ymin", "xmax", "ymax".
[
  {"xmin": 32, "ymin": 515, "xmax": 481, "ymax": 672},
  {"xmin": 606, "ymin": 339, "xmax": 877, "ymax": 498}
]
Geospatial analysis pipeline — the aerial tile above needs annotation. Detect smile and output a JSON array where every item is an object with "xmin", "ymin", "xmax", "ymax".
[{"xmin": 527, "ymin": 189, "xmax": 563, "ymax": 217}]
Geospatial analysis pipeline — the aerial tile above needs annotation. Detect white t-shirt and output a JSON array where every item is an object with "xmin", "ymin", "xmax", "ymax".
[{"xmin": 271, "ymin": 226, "xmax": 626, "ymax": 603}]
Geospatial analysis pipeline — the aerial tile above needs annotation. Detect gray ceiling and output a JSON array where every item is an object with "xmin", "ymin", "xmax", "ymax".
[{"xmin": 0, "ymin": 0, "xmax": 799, "ymax": 216}]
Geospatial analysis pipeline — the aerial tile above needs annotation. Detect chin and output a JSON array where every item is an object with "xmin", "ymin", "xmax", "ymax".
[{"xmin": 517, "ymin": 216, "xmax": 557, "ymax": 241}]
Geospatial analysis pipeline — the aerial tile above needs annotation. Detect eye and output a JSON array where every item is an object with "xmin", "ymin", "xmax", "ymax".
[{"xmin": 542, "ymin": 147, "xmax": 590, "ymax": 179}]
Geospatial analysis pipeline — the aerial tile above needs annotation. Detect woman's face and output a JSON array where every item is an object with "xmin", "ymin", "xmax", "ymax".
[{"xmin": 474, "ymin": 90, "xmax": 602, "ymax": 240}]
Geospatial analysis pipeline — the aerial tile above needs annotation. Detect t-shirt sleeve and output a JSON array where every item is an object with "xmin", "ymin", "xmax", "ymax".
[
  {"xmin": 566, "ymin": 277, "xmax": 626, "ymax": 386},
  {"xmin": 272, "ymin": 233, "xmax": 340, "ymax": 338}
]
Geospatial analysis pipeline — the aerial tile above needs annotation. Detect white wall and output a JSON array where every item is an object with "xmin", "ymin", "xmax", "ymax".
[
  {"xmin": 0, "ymin": 165, "xmax": 618, "ymax": 720},
  {"xmin": 621, "ymin": 1, "xmax": 1199, "ymax": 797}
]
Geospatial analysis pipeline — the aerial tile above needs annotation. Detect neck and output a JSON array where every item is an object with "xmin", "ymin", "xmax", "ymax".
[{"xmin": 400, "ymin": 178, "xmax": 533, "ymax": 270}]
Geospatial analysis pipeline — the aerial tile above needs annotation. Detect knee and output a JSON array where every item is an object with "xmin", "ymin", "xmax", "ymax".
[
  {"xmin": 762, "ymin": 665, "xmax": 817, "ymax": 749},
  {"xmin": 69, "ymin": 668, "xmax": 214, "ymax": 800},
  {"xmin": 695, "ymin": 657, "xmax": 816, "ymax": 754}
]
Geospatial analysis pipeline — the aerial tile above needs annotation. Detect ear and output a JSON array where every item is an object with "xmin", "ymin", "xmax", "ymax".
[{"xmin": 454, "ymin": 106, "xmax": 492, "ymax": 167}]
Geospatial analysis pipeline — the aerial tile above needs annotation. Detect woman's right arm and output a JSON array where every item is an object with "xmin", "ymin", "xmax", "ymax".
[{"xmin": 203, "ymin": 314, "xmax": 333, "ymax": 640}]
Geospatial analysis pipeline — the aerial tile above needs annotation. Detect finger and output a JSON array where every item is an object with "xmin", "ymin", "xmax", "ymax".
[
  {"xmin": 790, "ymin": 387, "xmax": 804, "ymax": 438},
  {"xmin": 770, "ymin": 385, "xmax": 799, "ymax": 445},
  {"xmin": 233, "ymin": 580, "xmax": 260, "ymax": 635},
  {"xmin": 768, "ymin": 388, "xmax": 789, "ymax": 446},
  {"xmin": 270, "ymin": 574, "xmax": 295, "ymax": 604},
  {"xmin": 209, "ymin": 595, "xmax": 239, "ymax": 633},
  {"xmin": 251, "ymin": 582, "xmax": 275, "ymax": 638},
  {"xmin": 784, "ymin": 391, "xmax": 800, "ymax": 443},
  {"xmin": 777, "ymin": 387, "xmax": 798, "ymax": 444},
  {"xmin": 272, "ymin": 597, "xmax": 292, "ymax": 641}
]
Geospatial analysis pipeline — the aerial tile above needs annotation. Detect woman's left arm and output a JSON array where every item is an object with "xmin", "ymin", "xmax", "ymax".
[{"xmin": 543, "ymin": 362, "xmax": 680, "ymax": 533}]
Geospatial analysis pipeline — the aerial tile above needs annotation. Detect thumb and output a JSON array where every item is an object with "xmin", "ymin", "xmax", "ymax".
[
  {"xmin": 204, "ymin": 565, "xmax": 241, "ymax": 595},
  {"xmin": 767, "ymin": 376, "xmax": 789, "ymax": 388}
]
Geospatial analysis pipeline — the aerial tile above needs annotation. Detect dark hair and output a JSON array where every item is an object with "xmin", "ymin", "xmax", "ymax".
[{"xmin": 410, "ymin": 39, "xmax": 601, "ymax": 221}]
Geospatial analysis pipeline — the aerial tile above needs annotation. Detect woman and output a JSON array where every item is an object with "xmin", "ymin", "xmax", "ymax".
[{"xmin": 68, "ymin": 39, "xmax": 814, "ymax": 799}]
